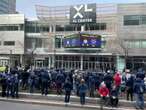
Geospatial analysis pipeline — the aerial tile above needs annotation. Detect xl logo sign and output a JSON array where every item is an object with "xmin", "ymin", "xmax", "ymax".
[
  {"xmin": 70, "ymin": 3, "xmax": 96, "ymax": 24},
  {"xmin": 73, "ymin": 5, "xmax": 93, "ymax": 18}
]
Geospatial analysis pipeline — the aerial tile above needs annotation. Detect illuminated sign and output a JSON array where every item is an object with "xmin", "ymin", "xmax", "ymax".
[{"xmin": 63, "ymin": 33, "xmax": 101, "ymax": 48}]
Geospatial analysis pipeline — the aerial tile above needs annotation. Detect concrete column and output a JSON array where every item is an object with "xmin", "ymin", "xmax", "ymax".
[
  {"xmin": 48, "ymin": 56, "xmax": 51, "ymax": 69},
  {"xmin": 49, "ymin": 25, "xmax": 52, "ymax": 33},
  {"xmin": 20, "ymin": 54, "xmax": 23, "ymax": 66},
  {"xmin": 80, "ymin": 55, "xmax": 83, "ymax": 70},
  {"xmin": 81, "ymin": 25, "xmax": 85, "ymax": 32}
]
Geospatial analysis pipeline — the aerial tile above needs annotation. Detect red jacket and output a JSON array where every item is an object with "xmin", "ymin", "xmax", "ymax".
[
  {"xmin": 98, "ymin": 87, "xmax": 109, "ymax": 97},
  {"xmin": 113, "ymin": 73, "xmax": 121, "ymax": 87}
]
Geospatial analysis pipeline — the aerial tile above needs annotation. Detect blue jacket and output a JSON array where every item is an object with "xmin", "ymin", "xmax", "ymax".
[
  {"xmin": 41, "ymin": 70, "xmax": 50, "ymax": 82},
  {"xmin": 126, "ymin": 75, "xmax": 135, "ymax": 88},
  {"xmin": 134, "ymin": 78, "xmax": 145, "ymax": 94},
  {"xmin": 136, "ymin": 69, "xmax": 145, "ymax": 80},
  {"xmin": 78, "ymin": 83, "xmax": 88, "ymax": 94},
  {"xmin": 56, "ymin": 73, "xmax": 65, "ymax": 84}
]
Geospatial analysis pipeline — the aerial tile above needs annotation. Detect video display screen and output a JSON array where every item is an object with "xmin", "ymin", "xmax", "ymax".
[{"xmin": 63, "ymin": 33, "xmax": 101, "ymax": 48}]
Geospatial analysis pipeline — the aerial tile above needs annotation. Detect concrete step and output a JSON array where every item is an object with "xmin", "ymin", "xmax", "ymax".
[{"xmin": 19, "ymin": 92, "xmax": 146, "ymax": 108}]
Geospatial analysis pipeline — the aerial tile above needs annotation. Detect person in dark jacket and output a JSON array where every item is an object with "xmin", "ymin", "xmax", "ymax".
[
  {"xmin": 88, "ymin": 73, "xmax": 95, "ymax": 97},
  {"xmin": 136, "ymin": 68, "xmax": 145, "ymax": 81},
  {"xmin": 13, "ymin": 73, "xmax": 19, "ymax": 98},
  {"xmin": 63, "ymin": 78, "xmax": 72, "ymax": 104},
  {"xmin": 104, "ymin": 70, "xmax": 113, "ymax": 93},
  {"xmin": 29, "ymin": 71, "xmax": 36, "ymax": 93},
  {"xmin": 125, "ymin": 71, "xmax": 135, "ymax": 101},
  {"xmin": 110, "ymin": 85, "xmax": 119, "ymax": 107},
  {"xmin": 134, "ymin": 78, "xmax": 145, "ymax": 110},
  {"xmin": 1, "ymin": 73, "xmax": 7, "ymax": 97},
  {"xmin": 41, "ymin": 69, "xmax": 50, "ymax": 95},
  {"xmin": 56, "ymin": 72, "xmax": 65, "ymax": 95},
  {"xmin": 78, "ymin": 79, "xmax": 88, "ymax": 105}
]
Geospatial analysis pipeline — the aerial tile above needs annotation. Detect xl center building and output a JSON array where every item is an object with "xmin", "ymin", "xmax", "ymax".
[{"xmin": 1, "ymin": 3, "xmax": 146, "ymax": 71}]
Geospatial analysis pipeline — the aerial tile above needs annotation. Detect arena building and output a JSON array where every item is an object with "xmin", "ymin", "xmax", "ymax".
[{"xmin": 1, "ymin": 3, "xmax": 146, "ymax": 71}]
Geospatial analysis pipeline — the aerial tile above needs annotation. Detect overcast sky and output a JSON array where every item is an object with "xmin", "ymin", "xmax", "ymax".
[{"xmin": 16, "ymin": 0, "xmax": 146, "ymax": 19}]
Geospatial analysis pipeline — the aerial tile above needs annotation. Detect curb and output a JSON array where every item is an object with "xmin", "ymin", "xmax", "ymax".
[{"xmin": 0, "ymin": 97, "xmax": 135, "ymax": 110}]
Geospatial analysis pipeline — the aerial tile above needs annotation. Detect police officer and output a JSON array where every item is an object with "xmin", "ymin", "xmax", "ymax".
[
  {"xmin": 29, "ymin": 71, "xmax": 36, "ymax": 93},
  {"xmin": 6, "ymin": 72, "xmax": 13, "ymax": 97},
  {"xmin": 64, "ymin": 78, "xmax": 72, "ymax": 104},
  {"xmin": 41, "ymin": 69, "xmax": 50, "ymax": 95},
  {"xmin": 56, "ymin": 71, "xmax": 65, "ymax": 95},
  {"xmin": 1, "ymin": 72, "xmax": 7, "ymax": 97},
  {"xmin": 13, "ymin": 72, "xmax": 19, "ymax": 98}
]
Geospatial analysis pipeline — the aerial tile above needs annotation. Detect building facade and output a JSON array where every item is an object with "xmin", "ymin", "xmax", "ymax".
[
  {"xmin": 0, "ymin": 0, "xmax": 16, "ymax": 14},
  {"xmin": 1, "ymin": 3, "xmax": 146, "ymax": 71},
  {"xmin": 0, "ymin": 14, "xmax": 25, "ymax": 67}
]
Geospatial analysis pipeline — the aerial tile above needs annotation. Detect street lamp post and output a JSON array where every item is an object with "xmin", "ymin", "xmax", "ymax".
[{"xmin": 9, "ymin": 49, "xmax": 12, "ymax": 69}]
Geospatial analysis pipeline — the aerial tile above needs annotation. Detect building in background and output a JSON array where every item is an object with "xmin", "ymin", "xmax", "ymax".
[
  {"xmin": 0, "ymin": 0, "xmax": 16, "ymax": 14},
  {"xmin": 0, "ymin": 14, "xmax": 25, "ymax": 67}
]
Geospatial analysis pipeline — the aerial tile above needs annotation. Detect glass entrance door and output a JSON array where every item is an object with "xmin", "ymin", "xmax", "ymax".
[
  {"xmin": 35, "ymin": 60, "xmax": 44, "ymax": 68},
  {"xmin": 0, "ymin": 59, "xmax": 9, "ymax": 66}
]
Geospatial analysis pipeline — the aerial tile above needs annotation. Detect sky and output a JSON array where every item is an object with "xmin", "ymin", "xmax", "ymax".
[{"xmin": 16, "ymin": 0, "xmax": 146, "ymax": 19}]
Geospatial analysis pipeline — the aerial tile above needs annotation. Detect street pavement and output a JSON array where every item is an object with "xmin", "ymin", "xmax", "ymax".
[{"xmin": 0, "ymin": 101, "xmax": 96, "ymax": 110}]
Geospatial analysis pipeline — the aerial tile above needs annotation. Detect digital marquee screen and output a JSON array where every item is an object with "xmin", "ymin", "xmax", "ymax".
[{"xmin": 63, "ymin": 33, "xmax": 101, "ymax": 48}]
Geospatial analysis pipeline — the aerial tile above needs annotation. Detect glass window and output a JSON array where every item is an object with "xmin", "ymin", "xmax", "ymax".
[
  {"xmin": 141, "ymin": 41, "xmax": 146, "ymax": 48},
  {"xmin": 36, "ymin": 38, "xmax": 42, "ymax": 48},
  {"xmin": 85, "ymin": 23, "xmax": 106, "ymax": 31},
  {"xmin": 134, "ymin": 41, "xmax": 140, "ymax": 48},
  {"xmin": 141, "ymin": 15, "xmax": 146, "ymax": 24},
  {"xmin": 4, "ymin": 41, "xmax": 15, "ymax": 46},
  {"xmin": 76, "ymin": 25, "xmax": 81, "ymax": 31},
  {"xmin": 124, "ymin": 15, "xmax": 146, "ymax": 25},
  {"xmin": 64, "ymin": 25, "xmax": 75, "ymax": 31},
  {"xmin": 100, "ymin": 23, "xmax": 106, "ymax": 30},
  {"xmin": 55, "ymin": 37, "xmax": 61, "ymax": 48},
  {"xmin": 124, "ymin": 15, "xmax": 140, "ymax": 25},
  {"xmin": 56, "ymin": 25, "xmax": 64, "ymax": 31}
]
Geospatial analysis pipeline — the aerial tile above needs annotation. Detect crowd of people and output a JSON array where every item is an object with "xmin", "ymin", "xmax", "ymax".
[{"xmin": 0, "ymin": 66, "xmax": 146, "ymax": 109}]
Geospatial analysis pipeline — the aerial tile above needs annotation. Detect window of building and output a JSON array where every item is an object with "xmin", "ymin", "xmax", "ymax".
[
  {"xmin": 76, "ymin": 25, "xmax": 81, "ymax": 31},
  {"xmin": 56, "ymin": 25, "xmax": 65, "ymax": 31},
  {"xmin": 100, "ymin": 23, "xmax": 106, "ymax": 30},
  {"xmin": 124, "ymin": 15, "xmax": 140, "ymax": 25},
  {"xmin": 0, "ymin": 24, "xmax": 24, "ymax": 31},
  {"xmin": 85, "ymin": 23, "xmax": 106, "ymax": 31},
  {"xmin": 125, "ymin": 40, "xmax": 146, "ymax": 48},
  {"xmin": 141, "ymin": 15, "xmax": 146, "ymax": 24},
  {"xmin": 25, "ymin": 21, "xmax": 49, "ymax": 33},
  {"xmin": 36, "ymin": 38, "xmax": 42, "ymax": 48},
  {"xmin": 141, "ymin": 41, "xmax": 146, "ymax": 48},
  {"xmin": 134, "ymin": 41, "xmax": 140, "ymax": 48},
  {"xmin": 55, "ymin": 35, "xmax": 63, "ymax": 48},
  {"xmin": 64, "ymin": 25, "xmax": 75, "ymax": 31},
  {"xmin": 124, "ymin": 15, "xmax": 146, "ymax": 25},
  {"xmin": 4, "ymin": 41, "xmax": 15, "ymax": 46}
]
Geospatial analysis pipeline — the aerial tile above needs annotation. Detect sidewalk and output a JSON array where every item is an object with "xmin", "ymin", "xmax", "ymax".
[
  {"xmin": 0, "ymin": 92, "xmax": 145, "ymax": 109},
  {"xmin": 0, "ymin": 97, "xmax": 136, "ymax": 110},
  {"xmin": 18, "ymin": 92, "xmax": 146, "ymax": 107}
]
